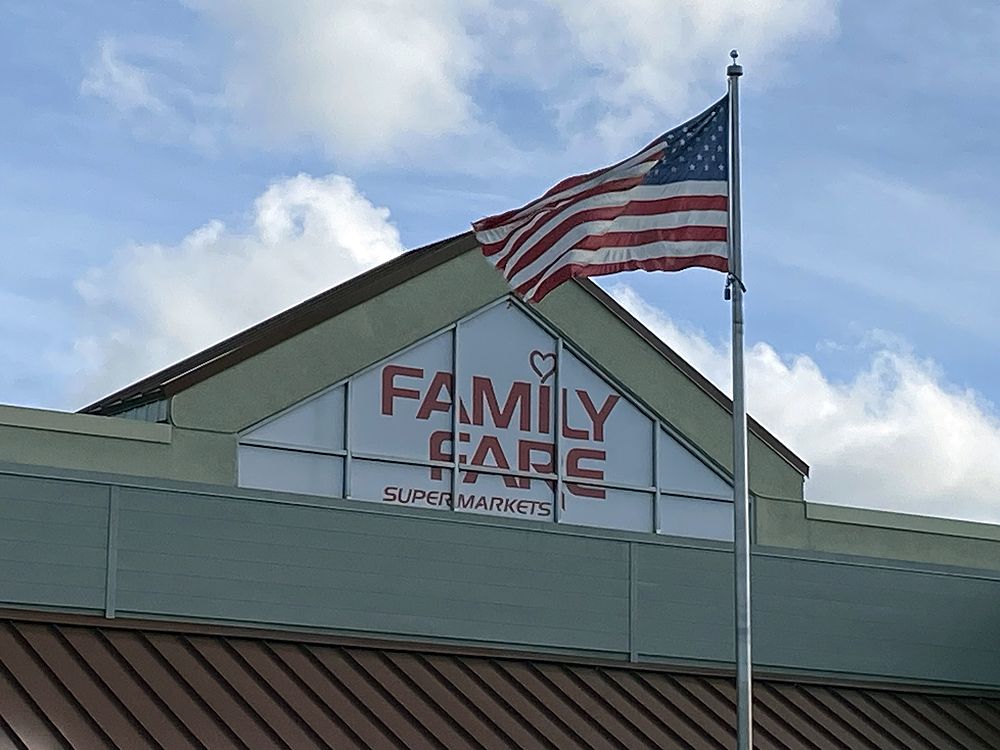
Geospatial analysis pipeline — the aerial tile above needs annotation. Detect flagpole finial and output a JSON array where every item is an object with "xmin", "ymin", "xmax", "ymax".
[{"xmin": 727, "ymin": 49, "xmax": 743, "ymax": 77}]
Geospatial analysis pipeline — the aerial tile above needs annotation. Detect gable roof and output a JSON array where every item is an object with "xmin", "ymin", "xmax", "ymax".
[{"xmin": 80, "ymin": 232, "xmax": 808, "ymax": 477}]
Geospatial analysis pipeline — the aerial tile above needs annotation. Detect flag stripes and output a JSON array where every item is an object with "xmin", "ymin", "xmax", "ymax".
[{"xmin": 473, "ymin": 97, "xmax": 730, "ymax": 302}]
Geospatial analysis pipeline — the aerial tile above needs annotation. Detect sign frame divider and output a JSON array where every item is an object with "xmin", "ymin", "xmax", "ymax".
[
  {"xmin": 344, "ymin": 379, "xmax": 353, "ymax": 499},
  {"xmin": 553, "ymin": 337, "xmax": 564, "ymax": 524},
  {"xmin": 451, "ymin": 321, "xmax": 461, "ymax": 512}
]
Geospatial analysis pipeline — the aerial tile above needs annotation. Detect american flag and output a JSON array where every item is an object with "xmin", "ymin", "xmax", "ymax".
[{"xmin": 473, "ymin": 96, "xmax": 730, "ymax": 302}]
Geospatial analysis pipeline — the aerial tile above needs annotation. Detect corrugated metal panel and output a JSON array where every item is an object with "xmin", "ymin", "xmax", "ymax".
[
  {"xmin": 112, "ymin": 399, "xmax": 170, "ymax": 423},
  {"xmin": 0, "ymin": 615, "xmax": 998, "ymax": 749}
]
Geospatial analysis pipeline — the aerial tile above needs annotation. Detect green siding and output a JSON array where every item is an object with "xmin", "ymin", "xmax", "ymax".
[
  {"xmin": 634, "ymin": 544, "xmax": 1000, "ymax": 687},
  {"xmin": 1, "ymin": 464, "xmax": 998, "ymax": 689},
  {"xmin": 0, "ymin": 474, "xmax": 107, "ymax": 610},
  {"xmin": 632, "ymin": 544, "xmax": 734, "ymax": 664},
  {"xmin": 752, "ymin": 554, "xmax": 1000, "ymax": 687},
  {"xmin": 0, "ymin": 419, "xmax": 234, "ymax": 486},
  {"xmin": 115, "ymin": 487, "xmax": 630, "ymax": 653},
  {"xmin": 757, "ymin": 495, "xmax": 1000, "ymax": 571}
]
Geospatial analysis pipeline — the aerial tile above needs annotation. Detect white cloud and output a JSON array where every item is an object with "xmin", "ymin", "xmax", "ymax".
[
  {"xmin": 82, "ymin": 1, "xmax": 839, "ymax": 161},
  {"xmin": 611, "ymin": 284, "xmax": 1000, "ymax": 524},
  {"xmin": 80, "ymin": 36, "xmax": 224, "ymax": 150},
  {"xmin": 73, "ymin": 174, "xmax": 404, "ymax": 403},
  {"xmin": 183, "ymin": 0, "xmax": 483, "ymax": 159},
  {"xmin": 547, "ymin": 0, "xmax": 839, "ymax": 145},
  {"xmin": 81, "ymin": 38, "xmax": 169, "ymax": 115}
]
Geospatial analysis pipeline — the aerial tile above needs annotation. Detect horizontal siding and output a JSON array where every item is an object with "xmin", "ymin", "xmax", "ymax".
[
  {"xmin": 0, "ymin": 474, "xmax": 107, "ymax": 610},
  {"xmin": 752, "ymin": 555, "xmax": 1000, "ymax": 687},
  {"xmin": 115, "ymin": 488, "xmax": 630, "ymax": 653},
  {"xmin": 0, "ymin": 466, "xmax": 998, "ymax": 689},
  {"xmin": 633, "ymin": 544, "xmax": 734, "ymax": 662},
  {"xmin": 634, "ymin": 545, "xmax": 1000, "ymax": 686}
]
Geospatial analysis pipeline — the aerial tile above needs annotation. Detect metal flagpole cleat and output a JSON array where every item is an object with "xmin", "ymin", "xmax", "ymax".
[{"xmin": 724, "ymin": 272, "xmax": 747, "ymax": 301}]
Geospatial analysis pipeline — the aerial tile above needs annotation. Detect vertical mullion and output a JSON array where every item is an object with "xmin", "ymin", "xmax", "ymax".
[
  {"xmin": 628, "ymin": 542, "xmax": 638, "ymax": 661},
  {"xmin": 104, "ymin": 485, "xmax": 119, "ymax": 619},
  {"xmin": 343, "ymin": 381, "xmax": 352, "ymax": 499},
  {"xmin": 553, "ymin": 337, "xmax": 563, "ymax": 523},
  {"xmin": 652, "ymin": 420, "xmax": 661, "ymax": 534},
  {"xmin": 451, "ymin": 322, "xmax": 461, "ymax": 511}
]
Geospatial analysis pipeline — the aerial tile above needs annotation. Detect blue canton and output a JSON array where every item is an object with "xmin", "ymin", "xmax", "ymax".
[{"xmin": 643, "ymin": 96, "xmax": 728, "ymax": 185}]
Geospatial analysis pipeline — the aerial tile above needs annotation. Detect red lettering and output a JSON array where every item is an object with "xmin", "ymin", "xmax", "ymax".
[
  {"xmin": 538, "ymin": 384, "xmax": 551, "ymax": 434},
  {"xmin": 567, "ymin": 447, "xmax": 604, "ymax": 480},
  {"xmin": 463, "ymin": 435, "xmax": 515, "ymax": 486},
  {"xmin": 456, "ymin": 431, "xmax": 470, "ymax": 463},
  {"xmin": 381, "ymin": 365, "xmax": 423, "ymax": 416},
  {"xmin": 469, "ymin": 435, "xmax": 510, "ymax": 469},
  {"xmin": 428, "ymin": 430, "xmax": 452, "ymax": 480},
  {"xmin": 577, "ymin": 391, "xmax": 619, "ymax": 441},
  {"xmin": 472, "ymin": 377, "xmax": 531, "ymax": 430},
  {"xmin": 567, "ymin": 447, "xmax": 606, "ymax": 499},
  {"xmin": 561, "ymin": 390, "xmax": 589, "ymax": 439},
  {"xmin": 518, "ymin": 440, "xmax": 554, "ymax": 474},
  {"xmin": 416, "ymin": 371, "xmax": 452, "ymax": 419}
]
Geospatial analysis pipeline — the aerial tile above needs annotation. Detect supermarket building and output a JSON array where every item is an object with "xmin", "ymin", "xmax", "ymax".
[{"xmin": 1, "ymin": 233, "xmax": 998, "ymax": 748}]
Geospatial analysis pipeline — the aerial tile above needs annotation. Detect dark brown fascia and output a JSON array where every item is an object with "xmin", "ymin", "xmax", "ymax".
[{"xmin": 79, "ymin": 231, "xmax": 808, "ymax": 477}]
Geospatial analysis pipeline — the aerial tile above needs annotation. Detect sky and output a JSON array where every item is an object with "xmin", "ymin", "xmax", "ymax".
[{"xmin": 2, "ymin": 0, "xmax": 999, "ymax": 524}]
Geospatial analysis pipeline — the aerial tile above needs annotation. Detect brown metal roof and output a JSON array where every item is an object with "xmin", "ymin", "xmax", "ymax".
[
  {"xmin": 1, "ymin": 612, "xmax": 997, "ymax": 749},
  {"xmin": 79, "ymin": 231, "xmax": 807, "ymax": 475}
]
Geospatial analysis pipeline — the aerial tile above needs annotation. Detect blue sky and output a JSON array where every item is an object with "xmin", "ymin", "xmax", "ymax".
[{"xmin": 3, "ymin": 1, "xmax": 999, "ymax": 521}]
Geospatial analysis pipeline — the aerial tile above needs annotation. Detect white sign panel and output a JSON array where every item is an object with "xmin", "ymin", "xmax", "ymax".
[{"xmin": 239, "ymin": 298, "xmax": 732, "ymax": 538}]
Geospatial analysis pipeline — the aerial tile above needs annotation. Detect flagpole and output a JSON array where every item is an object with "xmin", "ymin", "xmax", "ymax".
[{"xmin": 726, "ymin": 49, "xmax": 753, "ymax": 750}]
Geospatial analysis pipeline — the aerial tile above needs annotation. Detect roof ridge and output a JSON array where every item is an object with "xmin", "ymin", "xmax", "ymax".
[
  {"xmin": 80, "ymin": 231, "xmax": 476, "ymax": 414},
  {"xmin": 79, "ymin": 230, "xmax": 807, "ymax": 476}
]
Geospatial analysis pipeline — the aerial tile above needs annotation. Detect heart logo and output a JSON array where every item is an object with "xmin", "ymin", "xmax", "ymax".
[{"xmin": 529, "ymin": 350, "xmax": 556, "ymax": 383}]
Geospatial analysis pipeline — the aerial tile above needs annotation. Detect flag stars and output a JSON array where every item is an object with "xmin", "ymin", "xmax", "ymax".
[{"xmin": 638, "ymin": 100, "xmax": 727, "ymax": 185}]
